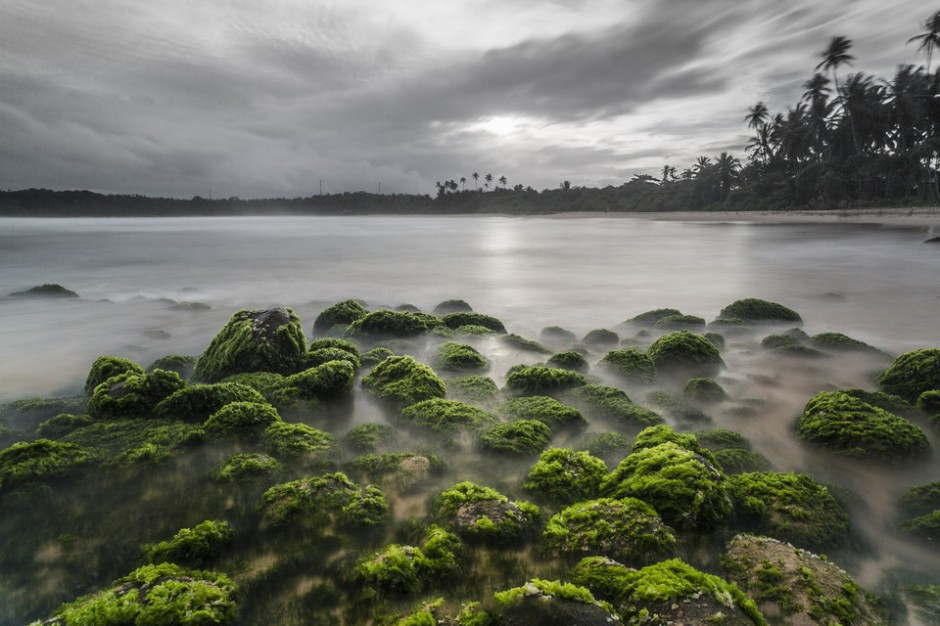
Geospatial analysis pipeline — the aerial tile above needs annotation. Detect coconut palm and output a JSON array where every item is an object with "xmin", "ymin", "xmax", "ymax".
[
  {"xmin": 908, "ymin": 9, "xmax": 940, "ymax": 73},
  {"xmin": 817, "ymin": 36, "xmax": 860, "ymax": 153},
  {"xmin": 745, "ymin": 102, "xmax": 769, "ymax": 129},
  {"xmin": 471, "ymin": 172, "xmax": 480, "ymax": 190},
  {"xmin": 484, "ymin": 173, "xmax": 493, "ymax": 190},
  {"xmin": 803, "ymin": 74, "xmax": 832, "ymax": 159},
  {"xmin": 498, "ymin": 175, "xmax": 508, "ymax": 188},
  {"xmin": 459, "ymin": 177, "xmax": 467, "ymax": 190}
]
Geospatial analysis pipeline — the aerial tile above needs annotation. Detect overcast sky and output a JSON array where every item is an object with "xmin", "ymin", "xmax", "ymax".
[{"xmin": 0, "ymin": 1, "xmax": 934, "ymax": 198}]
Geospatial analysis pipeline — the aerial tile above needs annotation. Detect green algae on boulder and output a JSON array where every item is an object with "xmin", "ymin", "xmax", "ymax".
[
  {"xmin": 505, "ymin": 365, "xmax": 586, "ymax": 396},
  {"xmin": 308, "ymin": 337, "xmax": 360, "ymax": 356},
  {"xmin": 653, "ymin": 314, "xmax": 706, "ymax": 331},
  {"xmin": 400, "ymin": 398, "xmax": 498, "ymax": 434},
  {"xmin": 877, "ymin": 348, "xmax": 940, "ymax": 403},
  {"xmin": 573, "ymin": 556, "xmax": 767, "ymax": 626},
  {"xmin": 647, "ymin": 330, "xmax": 724, "ymax": 378},
  {"xmin": 630, "ymin": 424, "xmax": 718, "ymax": 462},
  {"xmin": 432, "ymin": 342, "xmax": 489, "ymax": 371},
  {"xmin": 143, "ymin": 519, "xmax": 234, "ymax": 567},
  {"xmin": 918, "ymin": 390, "xmax": 940, "ymax": 422},
  {"xmin": 647, "ymin": 390, "xmax": 711, "ymax": 425},
  {"xmin": 598, "ymin": 349, "xmax": 655, "ymax": 384},
  {"xmin": 361, "ymin": 347, "xmax": 395, "ymax": 368},
  {"xmin": 581, "ymin": 328, "xmax": 619, "ymax": 350},
  {"xmin": 441, "ymin": 311, "xmax": 506, "ymax": 333},
  {"xmin": 61, "ymin": 418, "xmax": 204, "ymax": 461},
  {"xmin": 312, "ymin": 299, "xmax": 368, "ymax": 336},
  {"xmin": 695, "ymin": 429, "xmax": 772, "ymax": 474},
  {"xmin": 145, "ymin": 354, "xmax": 196, "ymax": 380},
  {"xmin": 445, "ymin": 375, "xmax": 499, "ymax": 404},
  {"xmin": 479, "ymin": 420, "xmax": 552, "ymax": 456},
  {"xmin": 261, "ymin": 471, "xmax": 388, "ymax": 528},
  {"xmin": 85, "ymin": 356, "xmax": 145, "ymax": 395},
  {"xmin": 215, "ymin": 452, "xmax": 282, "ymax": 481},
  {"xmin": 522, "ymin": 447, "xmax": 609, "ymax": 505},
  {"xmin": 0, "ymin": 439, "xmax": 97, "ymax": 494},
  {"xmin": 203, "ymin": 401, "xmax": 281, "ymax": 441},
  {"xmin": 719, "ymin": 298, "xmax": 802, "ymax": 324},
  {"xmin": 540, "ymin": 325, "xmax": 578, "ymax": 345},
  {"xmin": 431, "ymin": 481, "xmax": 539, "ymax": 543},
  {"xmin": 302, "ymin": 347, "xmax": 361, "ymax": 371},
  {"xmin": 285, "ymin": 360, "xmax": 356, "ymax": 399},
  {"xmin": 154, "ymin": 382, "xmax": 267, "ymax": 422},
  {"xmin": 547, "ymin": 350, "xmax": 589, "ymax": 373},
  {"xmin": 683, "ymin": 377, "xmax": 728, "ymax": 404},
  {"xmin": 36, "ymin": 413, "xmax": 93, "ymax": 440},
  {"xmin": 809, "ymin": 332, "xmax": 887, "ymax": 355},
  {"xmin": 362, "ymin": 356, "xmax": 447, "ymax": 406},
  {"xmin": 796, "ymin": 390, "xmax": 930, "ymax": 461},
  {"xmin": 433, "ymin": 299, "xmax": 473, "ymax": 315},
  {"xmin": 577, "ymin": 432, "xmax": 631, "ymax": 461},
  {"xmin": 492, "ymin": 579, "xmax": 620, "ymax": 625},
  {"xmin": 87, "ymin": 369, "xmax": 186, "ymax": 419},
  {"xmin": 353, "ymin": 525, "xmax": 463, "ymax": 595},
  {"xmin": 543, "ymin": 496, "xmax": 677, "ymax": 566},
  {"xmin": 498, "ymin": 396, "xmax": 586, "ymax": 431},
  {"xmin": 602, "ymin": 441, "xmax": 732, "ymax": 531},
  {"xmin": 568, "ymin": 384, "xmax": 662, "ymax": 429},
  {"xmin": 346, "ymin": 309, "xmax": 437, "ymax": 340},
  {"xmin": 727, "ymin": 472, "xmax": 850, "ymax": 551},
  {"xmin": 627, "ymin": 308, "xmax": 683, "ymax": 327},
  {"xmin": 501, "ymin": 333, "xmax": 551, "ymax": 354},
  {"xmin": 723, "ymin": 534, "xmax": 887, "ymax": 626},
  {"xmin": 261, "ymin": 421, "xmax": 336, "ymax": 460},
  {"xmin": 347, "ymin": 452, "xmax": 442, "ymax": 491},
  {"xmin": 344, "ymin": 423, "xmax": 398, "ymax": 453},
  {"xmin": 37, "ymin": 562, "xmax": 237, "ymax": 626},
  {"xmin": 193, "ymin": 307, "xmax": 308, "ymax": 382}
]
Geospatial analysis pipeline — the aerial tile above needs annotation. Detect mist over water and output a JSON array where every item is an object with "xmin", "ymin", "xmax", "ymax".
[{"xmin": 2, "ymin": 215, "xmax": 939, "ymax": 620}]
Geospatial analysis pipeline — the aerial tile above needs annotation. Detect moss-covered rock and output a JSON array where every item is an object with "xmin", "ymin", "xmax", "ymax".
[
  {"xmin": 770, "ymin": 344, "xmax": 827, "ymax": 359},
  {"xmin": 85, "ymin": 356, "xmax": 145, "ymax": 395},
  {"xmin": 646, "ymin": 390, "xmax": 711, "ymax": 425},
  {"xmin": 441, "ymin": 312, "xmax": 506, "ymax": 333},
  {"xmin": 353, "ymin": 525, "xmax": 462, "ymax": 595},
  {"xmin": 704, "ymin": 331, "xmax": 726, "ymax": 350},
  {"xmin": 918, "ymin": 390, "xmax": 940, "ymax": 422},
  {"xmin": 498, "ymin": 396, "xmax": 586, "ymax": 431},
  {"xmin": 581, "ymin": 328, "xmax": 619, "ymax": 350},
  {"xmin": 260, "ymin": 471, "xmax": 388, "ymax": 528},
  {"xmin": 627, "ymin": 308, "xmax": 683, "ymax": 327},
  {"xmin": 653, "ymin": 314, "xmax": 706, "ymax": 331},
  {"xmin": 479, "ymin": 420, "xmax": 552, "ymax": 456},
  {"xmin": 362, "ymin": 356, "xmax": 447, "ymax": 406},
  {"xmin": 568, "ymin": 384, "xmax": 662, "ymax": 429},
  {"xmin": 433, "ymin": 299, "xmax": 473, "ymax": 315},
  {"xmin": 843, "ymin": 387, "xmax": 917, "ymax": 416},
  {"xmin": 543, "ymin": 497, "xmax": 676, "ymax": 565},
  {"xmin": 647, "ymin": 330, "xmax": 724, "ymax": 378},
  {"xmin": 902, "ymin": 509, "xmax": 940, "ymax": 539},
  {"xmin": 431, "ymin": 481, "xmax": 539, "ymax": 543},
  {"xmin": 145, "ymin": 354, "xmax": 197, "ymax": 379},
  {"xmin": 877, "ymin": 348, "xmax": 940, "ymax": 403},
  {"xmin": 36, "ymin": 413, "xmax": 94, "ymax": 439},
  {"xmin": 573, "ymin": 556, "xmax": 767, "ymax": 626},
  {"xmin": 683, "ymin": 377, "xmax": 728, "ymax": 404},
  {"xmin": 346, "ymin": 309, "xmax": 438, "ymax": 340},
  {"xmin": 445, "ymin": 375, "xmax": 500, "ymax": 404},
  {"xmin": 61, "ymin": 418, "xmax": 204, "ymax": 461},
  {"xmin": 598, "ymin": 349, "xmax": 655, "ymax": 384},
  {"xmin": 312, "ymin": 299, "xmax": 368, "ymax": 336},
  {"xmin": 522, "ymin": 447, "xmax": 608, "ymax": 505},
  {"xmin": 261, "ymin": 421, "xmax": 336, "ymax": 461},
  {"xmin": 203, "ymin": 401, "xmax": 281, "ymax": 441},
  {"xmin": 547, "ymin": 350, "xmax": 588, "ymax": 373},
  {"xmin": 154, "ymin": 382, "xmax": 267, "ymax": 422},
  {"xmin": 695, "ymin": 430, "xmax": 772, "ymax": 474},
  {"xmin": 432, "ymin": 342, "xmax": 489, "ymax": 372},
  {"xmin": 302, "ymin": 347, "xmax": 361, "ymax": 371},
  {"xmin": 0, "ymin": 439, "xmax": 98, "ymax": 494},
  {"xmin": 361, "ymin": 347, "xmax": 395, "ymax": 368},
  {"xmin": 492, "ymin": 579, "xmax": 619, "ymax": 625},
  {"xmin": 215, "ymin": 452, "xmax": 281, "ymax": 481},
  {"xmin": 505, "ymin": 365, "xmax": 586, "ymax": 396},
  {"xmin": 723, "ymin": 534, "xmax": 887, "ymax": 626},
  {"xmin": 38, "ymin": 562, "xmax": 238, "ymax": 626},
  {"xmin": 809, "ymin": 332, "xmax": 887, "ymax": 355},
  {"xmin": 727, "ymin": 472, "xmax": 850, "ymax": 551},
  {"xmin": 143, "ymin": 520, "xmax": 234, "ymax": 567},
  {"xmin": 285, "ymin": 360, "xmax": 356, "ymax": 400},
  {"xmin": 795, "ymin": 390, "xmax": 930, "ymax": 461},
  {"xmin": 900, "ymin": 479, "xmax": 940, "ymax": 517},
  {"xmin": 577, "ymin": 432, "xmax": 631, "ymax": 461},
  {"xmin": 344, "ymin": 423, "xmax": 398, "ymax": 453},
  {"xmin": 399, "ymin": 398, "xmax": 498, "ymax": 433},
  {"xmin": 501, "ymin": 333, "xmax": 551, "ymax": 354},
  {"xmin": 631, "ymin": 424, "xmax": 717, "ymax": 461},
  {"xmin": 540, "ymin": 326, "xmax": 578, "ymax": 346},
  {"xmin": 347, "ymin": 452, "xmax": 442, "ymax": 491},
  {"xmin": 453, "ymin": 324, "xmax": 496, "ymax": 336},
  {"xmin": 719, "ymin": 298, "xmax": 802, "ymax": 324},
  {"xmin": 602, "ymin": 441, "xmax": 732, "ymax": 531},
  {"xmin": 308, "ymin": 337, "xmax": 360, "ymax": 356},
  {"xmin": 760, "ymin": 328, "xmax": 808, "ymax": 349},
  {"xmin": 193, "ymin": 307, "xmax": 308, "ymax": 382},
  {"xmin": 87, "ymin": 369, "xmax": 186, "ymax": 419},
  {"xmin": 1, "ymin": 396, "xmax": 88, "ymax": 434}
]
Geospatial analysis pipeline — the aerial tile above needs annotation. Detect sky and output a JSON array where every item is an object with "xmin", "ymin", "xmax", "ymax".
[{"xmin": 0, "ymin": 1, "xmax": 935, "ymax": 199}]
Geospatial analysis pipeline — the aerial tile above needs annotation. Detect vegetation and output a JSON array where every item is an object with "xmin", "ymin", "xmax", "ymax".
[
  {"xmin": 0, "ymin": 439, "xmax": 98, "ymax": 494},
  {"xmin": 362, "ymin": 355, "xmax": 447, "ymax": 406},
  {"xmin": 346, "ymin": 309, "xmax": 437, "ymax": 340},
  {"xmin": 877, "ymin": 348, "xmax": 940, "ymax": 403},
  {"xmin": 523, "ymin": 447, "xmax": 609, "ymax": 505},
  {"xmin": 568, "ymin": 384, "xmax": 663, "ymax": 429},
  {"xmin": 598, "ymin": 349, "xmax": 656, "ymax": 384},
  {"xmin": 719, "ymin": 299, "xmax": 802, "ymax": 323},
  {"xmin": 84, "ymin": 356, "xmax": 144, "ymax": 395},
  {"xmin": 399, "ymin": 398, "xmax": 498, "ymax": 434},
  {"xmin": 498, "ymin": 396, "xmax": 586, "ymax": 430},
  {"xmin": 154, "ymin": 382, "xmax": 267, "ymax": 422},
  {"xmin": 260, "ymin": 471, "xmax": 388, "ymax": 528},
  {"xmin": 87, "ymin": 369, "xmax": 186, "ymax": 419},
  {"xmin": 547, "ymin": 350, "xmax": 589, "ymax": 373},
  {"xmin": 478, "ymin": 419, "xmax": 552, "ymax": 456},
  {"xmin": 441, "ymin": 312, "xmax": 506, "ymax": 333},
  {"xmin": 504, "ymin": 364, "xmax": 587, "ymax": 396},
  {"xmin": 445, "ymin": 375, "xmax": 500, "ymax": 404},
  {"xmin": 312, "ymin": 299, "xmax": 368, "ymax": 336},
  {"xmin": 431, "ymin": 481, "xmax": 539, "ymax": 543},
  {"xmin": 142, "ymin": 520, "xmax": 234, "ymax": 567},
  {"xmin": 647, "ymin": 330, "xmax": 725, "ymax": 378},
  {"xmin": 431, "ymin": 342, "xmax": 489, "ymax": 371}
]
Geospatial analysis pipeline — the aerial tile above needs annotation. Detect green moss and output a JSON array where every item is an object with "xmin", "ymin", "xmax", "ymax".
[
  {"xmin": 796, "ymin": 390, "xmax": 930, "ymax": 460},
  {"xmin": 708, "ymin": 317, "xmax": 756, "ymax": 332},
  {"xmin": 547, "ymin": 350, "xmax": 589, "ymax": 373},
  {"xmin": 433, "ymin": 299, "xmax": 473, "ymax": 315},
  {"xmin": 540, "ymin": 326, "xmax": 578, "ymax": 345},
  {"xmin": 400, "ymin": 398, "xmax": 498, "ymax": 433},
  {"xmin": 719, "ymin": 298, "xmax": 802, "ymax": 323},
  {"xmin": 602, "ymin": 441, "xmax": 731, "ymax": 531},
  {"xmin": 361, "ymin": 347, "xmax": 395, "ymax": 367},
  {"xmin": 285, "ymin": 360, "xmax": 356, "ymax": 399},
  {"xmin": 501, "ymin": 334, "xmax": 551, "ymax": 354},
  {"xmin": 684, "ymin": 378, "xmax": 728, "ymax": 404},
  {"xmin": 713, "ymin": 449, "xmax": 772, "ymax": 474},
  {"xmin": 146, "ymin": 354, "xmax": 197, "ymax": 379},
  {"xmin": 362, "ymin": 356, "xmax": 447, "ymax": 406},
  {"xmin": 432, "ymin": 481, "xmax": 539, "ymax": 543},
  {"xmin": 0, "ymin": 439, "xmax": 98, "ymax": 493},
  {"xmin": 346, "ymin": 309, "xmax": 437, "ymax": 340},
  {"xmin": 878, "ymin": 348, "xmax": 940, "ymax": 403},
  {"xmin": 543, "ymin": 497, "xmax": 676, "ymax": 565},
  {"xmin": 696, "ymin": 428, "xmax": 751, "ymax": 451},
  {"xmin": 85, "ymin": 356, "xmax": 145, "ymax": 395},
  {"xmin": 918, "ymin": 390, "xmax": 940, "ymax": 420},
  {"xmin": 727, "ymin": 472, "xmax": 851, "ymax": 551},
  {"xmin": 347, "ymin": 452, "xmax": 442, "ymax": 480},
  {"xmin": 505, "ymin": 365, "xmax": 587, "ymax": 396},
  {"xmin": 453, "ymin": 324, "xmax": 496, "ymax": 336},
  {"xmin": 493, "ymin": 579, "xmax": 618, "ymax": 623},
  {"xmin": 1, "ymin": 397, "xmax": 89, "ymax": 434},
  {"xmin": 203, "ymin": 401, "xmax": 281, "ymax": 441},
  {"xmin": 445, "ymin": 375, "xmax": 499, "ymax": 404},
  {"xmin": 154, "ymin": 382, "xmax": 267, "ymax": 423},
  {"xmin": 569, "ymin": 384, "xmax": 663, "ymax": 429},
  {"xmin": 308, "ymin": 337, "xmax": 360, "ymax": 356},
  {"xmin": 479, "ymin": 420, "xmax": 552, "ymax": 456},
  {"xmin": 770, "ymin": 344, "xmax": 827, "ymax": 359},
  {"xmin": 900, "ymin": 480, "xmax": 940, "ymax": 516},
  {"xmin": 261, "ymin": 471, "xmax": 388, "ymax": 528},
  {"xmin": 36, "ymin": 413, "xmax": 94, "ymax": 439},
  {"xmin": 87, "ymin": 369, "xmax": 186, "ymax": 419},
  {"xmin": 344, "ymin": 423, "xmax": 397, "ymax": 453},
  {"xmin": 628, "ymin": 308, "xmax": 683, "ymax": 327},
  {"xmin": 760, "ymin": 328, "xmax": 808, "ymax": 349},
  {"xmin": 44, "ymin": 562, "xmax": 237, "ymax": 626},
  {"xmin": 809, "ymin": 332, "xmax": 886, "ymax": 355},
  {"xmin": 108, "ymin": 442, "xmax": 174, "ymax": 468},
  {"xmin": 630, "ymin": 424, "xmax": 719, "ymax": 464},
  {"xmin": 215, "ymin": 452, "xmax": 281, "ymax": 481},
  {"xmin": 577, "ymin": 432, "xmax": 631, "ymax": 460},
  {"xmin": 441, "ymin": 312, "xmax": 506, "ymax": 333},
  {"xmin": 353, "ymin": 526, "xmax": 462, "ymax": 595},
  {"xmin": 704, "ymin": 332, "xmax": 726, "ymax": 350},
  {"xmin": 654, "ymin": 314, "xmax": 706, "ymax": 331},
  {"xmin": 523, "ymin": 447, "xmax": 609, "ymax": 505},
  {"xmin": 61, "ymin": 418, "xmax": 204, "ymax": 459},
  {"xmin": 143, "ymin": 520, "xmax": 234, "ymax": 567},
  {"xmin": 904, "ymin": 584, "xmax": 940, "ymax": 626},
  {"xmin": 498, "ymin": 396, "xmax": 586, "ymax": 431},
  {"xmin": 582, "ymin": 328, "xmax": 619, "ymax": 349},
  {"xmin": 599, "ymin": 349, "xmax": 656, "ymax": 384},
  {"xmin": 648, "ymin": 330, "xmax": 725, "ymax": 378},
  {"xmin": 261, "ymin": 421, "xmax": 336, "ymax": 459},
  {"xmin": 193, "ymin": 307, "xmax": 308, "ymax": 382},
  {"xmin": 902, "ymin": 509, "xmax": 940, "ymax": 539},
  {"xmin": 302, "ymin": 347, "xmax": 360, "ymax": 371},
  {"xmin": 312, "ymin": 299, "xmax": 368, "ymax": 336},
  {"xmin": 432, "ymin": 342, "xmax": 489, "ymax": 371}
]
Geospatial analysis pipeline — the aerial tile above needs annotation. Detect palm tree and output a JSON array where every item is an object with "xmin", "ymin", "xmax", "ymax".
[
  {"xmin": 715, "ymin": 152, "xmax": 740, "ymax": 200},
  {"xmin": 802, "ymin": 73, "xmax": 832, "ymax": 159},
  {"xmin": 745, "ymin": 102, "xmax": 769, "ymax": 129},
  {"xmin": 471, "ymin": 172, "xmax": 480, "ymax": 190},
  {"xmin": 459, "ymin": 177, "xmax": 467, "ymax": 190},
  {"xmin": 660, "ymin": 165, "xmax": 677, "ymax": 184},
  {"xmin": 908, "ymin": 9, "xmax": 940, "ymax": 73},
  {"xmin": 498, "ymin": 175, "xmax": 508, "ymax": 188},
  {"xmin": 693, "ymin": 156, "xmax": 712, "ymax": 176},
  {"xmin": 816, "ymin": 36, "xmax": 860, "ymax": 153},
  {"xmin": 484, "ymin": 173, "xmax": 493, "ymax": 190}
]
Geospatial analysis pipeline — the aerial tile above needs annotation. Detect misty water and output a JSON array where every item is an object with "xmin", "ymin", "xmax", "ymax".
[{"xmin": 1, "ymin": 215, "xmax": 939, "ymax": 624}]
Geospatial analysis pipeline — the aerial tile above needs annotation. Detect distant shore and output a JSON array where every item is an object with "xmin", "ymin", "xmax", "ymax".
[{"xmin": 551, "ymin": 206, "xmax": 940, "ymax": 227}]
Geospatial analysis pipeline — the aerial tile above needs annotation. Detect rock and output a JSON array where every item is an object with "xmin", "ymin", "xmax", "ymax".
[
  {"xmin": 647, "ymin": 330, "xmax": 725, "ymax": 378},
  {"xmin": 432, "ymin": 481, "xmax": 539, "ymax": 543},
  {"xmin": 719, "ymin": 298, "xmax": 802, "ymax": 323},
  {"xmin": 523, "ymin": 447, "xmax": 608, "ymax": 505},
  {"xmin": 877, "ymin": 348, "xmax": 940, "ymax": 403},
  {"xmin": 7, "ymin": 284, "xmax": 78, "ymax": 298}
]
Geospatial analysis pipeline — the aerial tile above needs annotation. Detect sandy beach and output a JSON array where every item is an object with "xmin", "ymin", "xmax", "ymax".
[{"xmin": 552, "ymin": 206, "xmax": 940, "ymax": 228}]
